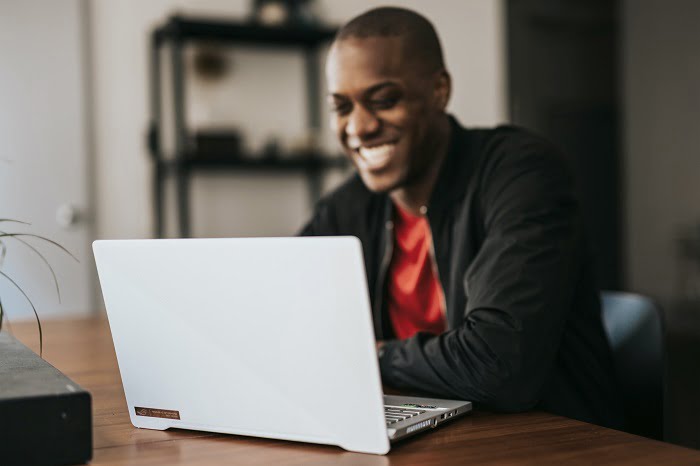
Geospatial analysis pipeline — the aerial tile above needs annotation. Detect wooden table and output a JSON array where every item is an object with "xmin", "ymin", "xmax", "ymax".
[{"xmin": 9, "ymin": 317, "xmax": 700, "ymax": 465}]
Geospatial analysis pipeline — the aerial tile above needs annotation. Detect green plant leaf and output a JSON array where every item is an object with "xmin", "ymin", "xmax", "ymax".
[
  {"xmin": 0, "ymin": 230, "xmax": 62, "ymax": 302},
  {"xmin": 0, "ymin": 219, "xmax": 31, "ymax": 225},
  {"xmin": 0, "ymin": 270, "xmax": 42, "ymax": 357},
  {"xmin": 0, "ymin": 239, "xmax": 5, "ymax": 268},
  {"xmin": 0, "ymin": 233, "xmax": 79, "ymax": 262},
  {"xmin": 0, "ymin": 297, "xmax": 9, "ymax": 335}
]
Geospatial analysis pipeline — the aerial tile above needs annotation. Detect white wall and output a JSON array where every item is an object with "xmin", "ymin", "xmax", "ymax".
[
  {"xmin": 0, "ymin": 0, "xmax": 95, "ymax": 319},
  {"xmin": 622, "ymin": 0, "xmax": 700, "ymax": 302},
  {"xmin": 90, "ymin": 0, "xmax": 506, "ymax": 241}
]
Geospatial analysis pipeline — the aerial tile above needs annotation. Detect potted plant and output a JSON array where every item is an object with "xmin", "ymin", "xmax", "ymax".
[{"xmin": 0, "ymin": 218, "xmax": 78, "ymax": 354}]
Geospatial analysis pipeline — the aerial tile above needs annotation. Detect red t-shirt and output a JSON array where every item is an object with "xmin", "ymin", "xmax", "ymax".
[{"xmin": 387, "ymin": 204, "xmax": 447, "ymax": 340}]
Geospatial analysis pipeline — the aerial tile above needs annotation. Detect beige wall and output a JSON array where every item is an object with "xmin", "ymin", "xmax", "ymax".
[
  {"xmin": 622, "ymin": 0, "xmax": 700, "ymax": 302},
  {"xmin": 90, "ymin": 0, "xmax": 507, "ymax": 240}
]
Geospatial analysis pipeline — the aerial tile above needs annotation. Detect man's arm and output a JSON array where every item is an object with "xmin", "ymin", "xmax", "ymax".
[{"xmin": 378, "ymin": 148, "xmax": 581, "ymax": 411}]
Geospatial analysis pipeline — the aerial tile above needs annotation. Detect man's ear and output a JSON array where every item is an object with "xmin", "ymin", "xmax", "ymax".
[{"xmin": 434, "ymin": 70, "xmax": 451, "ymax": 111}]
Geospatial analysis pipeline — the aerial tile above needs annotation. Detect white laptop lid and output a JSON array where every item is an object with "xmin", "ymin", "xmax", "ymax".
[{"xmin": 93, "ymin": 237, "xmax": 389, "ymax": 454}]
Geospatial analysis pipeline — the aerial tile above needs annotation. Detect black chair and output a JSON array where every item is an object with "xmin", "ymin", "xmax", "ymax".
[{"xmin": 601, "ymin": 291, "xmax": 664, "ymax": 439}]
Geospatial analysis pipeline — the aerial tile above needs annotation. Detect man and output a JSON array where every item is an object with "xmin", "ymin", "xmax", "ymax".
[{"xmin": 301, "ymin": 7, "xmax": 622, "ymax": 429}]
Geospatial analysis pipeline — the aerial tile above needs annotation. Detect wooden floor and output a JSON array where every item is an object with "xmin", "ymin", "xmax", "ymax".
[{"xmin": 7, "ymin": 317, "xmax": 700, "ymax": 465}]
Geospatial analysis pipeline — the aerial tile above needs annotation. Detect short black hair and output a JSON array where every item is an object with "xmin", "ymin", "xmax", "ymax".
[{"xmin": 334, "ymin": 7, "xmax": 445, "ymax": 73}]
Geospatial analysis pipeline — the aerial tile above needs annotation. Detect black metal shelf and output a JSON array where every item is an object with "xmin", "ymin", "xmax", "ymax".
[
  {"xmin": 155, "ymin": 16, "xmax": 337, "ymax": 47},
  {"xmin": 159, "ymin": 154, "xmax": 347, "ymax": 172},
  {"xmin": 148, "ymin": 15, "xmax": 340, "ymax": 238}
]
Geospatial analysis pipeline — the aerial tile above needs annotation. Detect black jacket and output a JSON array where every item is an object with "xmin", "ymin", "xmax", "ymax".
[{"xmin": 301, "ymin": 116, "xmax": 623, "ymax": 428}]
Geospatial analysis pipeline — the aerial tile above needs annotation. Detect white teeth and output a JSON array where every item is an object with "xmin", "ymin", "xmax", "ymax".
[{"xmin": 358, "ymin": 143, "xmax": 395, "ymax": 167}]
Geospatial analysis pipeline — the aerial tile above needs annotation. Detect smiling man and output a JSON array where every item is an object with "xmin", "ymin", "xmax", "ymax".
[{"xmin": 301, "ymin": 7, "xmax": 622, "ymax": 429}]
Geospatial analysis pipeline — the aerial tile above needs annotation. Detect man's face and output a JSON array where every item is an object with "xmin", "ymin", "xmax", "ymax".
[{"xmin": 326, "ymin": 36, "xmax": 446, "ymax": 193}]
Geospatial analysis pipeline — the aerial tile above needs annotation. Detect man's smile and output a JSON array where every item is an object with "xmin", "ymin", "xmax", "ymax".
[{"xmin": 352, "ymin": 141, "xmax": 399, "ymax": 171}]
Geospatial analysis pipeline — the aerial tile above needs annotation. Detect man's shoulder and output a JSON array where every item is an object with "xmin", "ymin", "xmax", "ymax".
[
  {"xmin": 324, "ymin": 173, "xmax": 372, "ymax": 202},
  {"xmin": 463, "ymin": 124, "xmax": 571, "ymax": 180},
  {"xmin": 321, "ymin": 173, "xmax": 373, "ymax": 206},
  {"xmin": 310, "ymin": 173, "xmax": 386, "ymax": 231},
  {"xmin": 467, "ymin": 124, "xmax": 563, "ymax": 162}
]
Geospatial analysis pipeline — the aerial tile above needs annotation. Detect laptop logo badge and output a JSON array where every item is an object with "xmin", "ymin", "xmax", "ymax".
[{"xmin": 135, "ymin": 406, "xmax": 181, "ymax": 420}]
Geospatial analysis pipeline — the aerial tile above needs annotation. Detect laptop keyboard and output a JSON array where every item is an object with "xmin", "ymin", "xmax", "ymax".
[{"xmin": 384, "ymin": 406, "xmax": 426, "ymax": 425}]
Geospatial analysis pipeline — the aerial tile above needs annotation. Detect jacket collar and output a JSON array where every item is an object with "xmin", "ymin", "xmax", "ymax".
[{"xmin": 426, "ymin": 115, "xmax": 473, "ymax": 212}]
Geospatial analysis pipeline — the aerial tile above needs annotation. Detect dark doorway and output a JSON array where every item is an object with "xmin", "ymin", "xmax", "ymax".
[{"xmin": 507, "ymin": 0, "xmax": 621, "ymax": 290}]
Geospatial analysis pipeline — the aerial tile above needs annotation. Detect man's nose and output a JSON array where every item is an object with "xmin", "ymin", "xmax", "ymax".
[{"xmin": 345, "ymin": 105, "xmax": 379, "ymax": 141}]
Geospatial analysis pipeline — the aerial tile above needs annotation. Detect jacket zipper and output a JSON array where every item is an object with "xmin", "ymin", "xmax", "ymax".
[{"xmin": 426, "ymin": 212, "xmax": 448, "ymax": 326}]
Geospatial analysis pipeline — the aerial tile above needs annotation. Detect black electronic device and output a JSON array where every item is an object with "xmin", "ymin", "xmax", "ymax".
[{"xmin": 0, "ymin": 332, "xmax": 92, "ymax": 466}]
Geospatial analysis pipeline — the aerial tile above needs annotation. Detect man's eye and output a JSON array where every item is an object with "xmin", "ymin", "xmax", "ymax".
[
  {"xmin": 371, "ymin": 97, "xmax": 398, "ymax": 110},
  {"xmin": 330, "ymin": 102, "xmax": 351, "ymax": 115}
]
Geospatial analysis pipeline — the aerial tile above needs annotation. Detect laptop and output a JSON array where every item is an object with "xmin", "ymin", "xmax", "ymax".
[{"xmin": 93, "ymin": 237, "xmax": 471, "ymax": 455}]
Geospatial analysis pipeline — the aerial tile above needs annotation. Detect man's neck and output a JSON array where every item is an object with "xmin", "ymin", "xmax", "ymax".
[{"xmin": 390, "ymin": 115, "xmax": 451, "ymax": 216}]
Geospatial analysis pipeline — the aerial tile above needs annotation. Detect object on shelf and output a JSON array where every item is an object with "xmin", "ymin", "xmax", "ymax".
[
  {"xmin": 192, "ymin": 45, "xmax": 231, "ymax": 82},
  {"xmin": 192, "ymin": 129, "xmax": 243, "ymax": 159},
  {"xmin": 288, "ymin": 127, "xmax": 323, "ymax": 155},
  {"xmin": 251, "ymin": 0, "xmax": 318, "ymax": 27},
  {"xmin": 261, "ymin": 137, "xmax": 281, "ymax": 160}
]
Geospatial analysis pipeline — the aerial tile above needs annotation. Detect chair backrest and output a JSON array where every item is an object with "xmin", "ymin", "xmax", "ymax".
[{"xmin": 600, "ymin": 291, "xmax": 664, "ymax": 440}]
